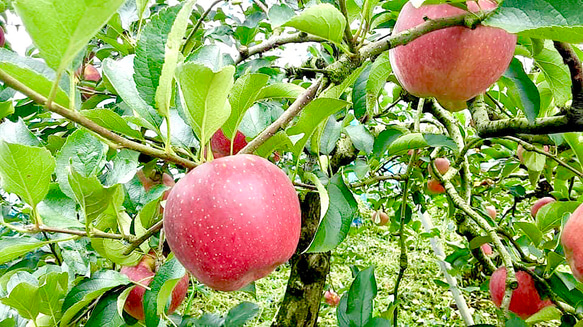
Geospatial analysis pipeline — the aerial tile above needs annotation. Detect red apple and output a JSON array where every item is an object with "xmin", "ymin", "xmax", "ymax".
[
  {"xmin": 136, "ymin": 169, "xmax": 175, "ymax": 201},
  {"xmin": 0, "ymin": 26, "xmax": 5, "ymax": 48},
  {"xmin": 530, "ymin": 197, "xmax": 555, "ymax": 218},
  {"xmin": 83, "ymin": 64, "xmax": 101, "ymax": 82},
  {"xmin": 427, "ymin": 179, "xmax": 445, "ymax": 194},
  {"xmin": 429, "ymin": 158, "xmax": 450, "ymax": 176},
  {"xmin": 486, "ymin": 205, "xmax": 496, "ymax": 219},
  {"xmin": 481, "ymin": 243, "xmax": 493, "ymax": 256},
  {"xmin": 389, "ymin": 1, "xmax": 516, "ymax": 111},
  {"xmin": 163, "ymin": 154, "xmax": 301, "ymax": 291},
  {"xmin": 561, "ymin": 203, "xmax": 583, "ymax": 281},
  {"xmin": 324, "ymin": 290, "xmax": 340, "ymax": 307},
  {"xmin": 489, "ymin": 267, "xmax": 552, "ymax": 320},
  {"xmin": 372, "ymin": 210, "xmax": 390, "ymax": 226},
  {"xmin": 210, "ymin": 129, "xmax": 248, "ymax": 158},
  {"xmin": 120, "ymin": 253, "xmax": 189, "ymax": 321}
]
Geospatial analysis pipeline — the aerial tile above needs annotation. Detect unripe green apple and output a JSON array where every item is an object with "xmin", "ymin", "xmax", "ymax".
[
  {"xmin": 164, "ymin": 154, "xmax": 301, "ymax": 291},
  {"xmin": 389, "ymin": 0, "xmax": 516, "ymax": 111}
]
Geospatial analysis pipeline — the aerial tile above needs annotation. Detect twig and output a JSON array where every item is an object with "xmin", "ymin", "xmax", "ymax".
[
  {"xmin": 338, "ymin": 0, "xmax": 355, "ymax": 52},
  {"xmin": 253, "ymin": 0, "xmax": 269, "ymax": 14},
  {"xmin": 294, "ymin": 181, "xmax": 318, "ymax": 190},
  {"xmin": 234, "ymin": 33, "xmax": 327, "ymax": 64},
  {"xmin": 239, "ymin": 78, "xmax": 322, "ymax": 154},
  {"xmin": 349, "ymin": 174, "xmax": 404, "ymax": 188},
  {"xmin": 2, "ymin": 222, "xmax": 135, "ymax": 241},
  {"xmin": 123, "ymin": 220, "xmax": 164, "ymax": 255},
  {"xmin": 182, "ymin": 0, "xmax": 226, "ymax": 55},
  {"xmin": 0, "ymin": 68, "xmax": 197, "ymax": 169}
]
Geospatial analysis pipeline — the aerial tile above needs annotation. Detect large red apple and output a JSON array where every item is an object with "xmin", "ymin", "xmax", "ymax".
[
  {"xmin": 163, "ymin": 154, "xmax": 301, "ymax": 291},
  {"xmin": 530, "ymin": 197, "xmax": 555, "ymax": 218},
  {"xmin": 561, "ymin": 203, "xmax": 583, "ymax": 281},
  {"xmin": 489, "ymin": 267, "xmax": 552, "ymax": 320},
  {"xmin": 210, "ymin": 129, "xmax": 248, "ymax": 158},
  {"xmin": 120, "ymin": 253, "xmax": 189, "ymax": 321},
  {"xmin": 389, "ymin": 1, "xmax": 516, "ymax": 111}
]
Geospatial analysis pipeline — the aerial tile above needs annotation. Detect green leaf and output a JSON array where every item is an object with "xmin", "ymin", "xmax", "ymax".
[
  {"xmin": 515, "ymin": 222, "xmax": 543, "ymax": 246},
  {"xmin": 0, "ymin": 237, "xmax": 52, "ymax": 265},
  {"xmin": 176, "ymin": 62, "xmax": 235, "ymax": 147},
  {"xmin": 102, "ymin": 56, "xmax": 163, "ymax": 131},
  {"xmin": 155, "ymin": 0, "xmax": 197, "ymax": 117},
  {"xmin": 0, "ymin": 118, "xmax": 41, "ymax": 146},
  {"xmin": 0, "ymin": 100, "xmax": 14, "ymax": 120},
  {"xmin": 85, "ymin": 291, "xmax": 125, "ymax": 327},
  {"xmin": 55, "ymin": 130, "xmax": 107, "ymax": 198},
  {"xmin": 353, "ymin": 64, "xmax": 372, "ymax": 119},
  {"xmin": 373, "ymin": 128, "xmax": 405, "ymax": 157},
  {"xmin": 0, "ymin": 141, "xmax": 55, "ymax": 208},
  {"xmin": 144, "ymin": 257, "xmax": 186, "ymax": 326},
  {"xmin": 268, "ymin": 4, "xmax": 295, "ymax": 27},
  {"xmin": 60, "ymin": 270, "xmax": 131, "ymax": 327},
  {"xmin": 255, "ymin": 83, "xmax": 305, "ymax": 100},
  {"xmin": 0, "ymin": 49, "xmax": 70, "ymax": 107},
  {"xmin": 318, "ymin": 116, "xmax": 343, "ymax": 155},
  {"xmin": 224, "ymin": 302, "xmax": 261, "ymax": 327},
  {"xmin": 525, "ymin": 305, "xmax": 562, "ymax": 324},
  {"xmin": 346, "ymin": 266, "xmax": 377, "ymax": 327},
  {"xmin": 345, "ymin": 125, "xmax": 374, "ymax": 154},
  {"xmin": 501, "ymin": 58, "xmax": 540, "ymax": 122},
  {"xmin": 286, "ymin": 98, "xmax": 350, "ymax": 156},
  {"xmin": 255, "ymin": 131, "xmax": 292, "ymax": 158},
  {"xmin": 104, "ymin": 149, "xmax": 140, "ymax": 187},
  {"xmin": 321, "ymin": 63, "xmax": 368, "ymax": 99},
  {"xmin": 223, "ymin": 73, "xmax": 269, "ymax": 139},
  {"xmin": 81, "ymin": 109, "xmax": 143, "ymax": 140},
  {"xmin": 38, "ymin": 183, "xmax": 83, "ymax": 229},
  {"xmin": 38, "ymin": 272, "xmax": 68, "ymax": 324},
  {"xmin": 366, "ymin": 52, "xmax": 392, "ymax": 115},
  {"xmin": 565, "ymin": 133, "xmax": 583, "ymax": 169},
  {"xmin": 0, "ymin": 281, "xmax": 40, "ymax": 320},
  {"xmin": 533, "ymin": 45, "xmax": 572, "ymax": 106},
  {"xmin": 537, "ymin": 201, "xmax": 581, "ymax": 233},
  {"xmin": 485, "ymin": 0, "xmax": 583, "ymax": 43},
  {"xmin": 307, "ymin": 174, "xmax": 358, "ymax": 253},
  {"xmin": 14, "ymin": 0, "xmax": 126, "ymax": 71},
  {"xmin": 305, "ymin": 172, "xmax": 330, "ymax": 223},
  {"xmin": 284, "ymin": 4, "xmax": 346, "ymax": 45},
  {"xmin": 91, "ymin": 238, "xmax": 142, "ymax": 266},
  {"xmin": 134, "ymin": 5, "xmax": 182, "ymax": 108}
]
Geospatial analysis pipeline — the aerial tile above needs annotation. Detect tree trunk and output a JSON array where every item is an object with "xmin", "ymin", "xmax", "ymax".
[{"xmin": 272, "ymin": 192, "xmax": 330, "ymax": 327}]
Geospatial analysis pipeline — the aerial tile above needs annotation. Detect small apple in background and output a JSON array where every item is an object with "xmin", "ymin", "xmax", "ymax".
[
  {"xmin": 389, "ymin": 0, "xmax": 516, "ymax": 111},
  {"xmin": 83, "ymin": 64, "xmax": 101, "ymax": 82},
  {"xmin": 210, "ymin": 129, "xmax": 248, "ymax": 158},
  {"xmin": 0, "ymin": 26, "xmax": 5, "ymax": 47},
  {"xmin": 324, "ymin": 290, "xmax": 340, "ymax": 307},
  {"xmin": 427, "ymin": 179, "xmax": 445, "ymax": 194},
  {"xmin": 561, "ymin": 203, "xmax": 583, "ymax": 281},
  {"xmin": 530, "ymin": 197, "xmax": 555, "ymax": 218},
  {"xmin": 489, "ymin": 267, "xmax": 552, "ymax": 320},
  {"xmin": 120, "ymin": 253, "xmax": 189, "ymax": 321},
  {"xmin": 481, "ymin": 243, "xmax": 493, "ymax": 256},
  {"xmin": 164, "ymin": 154, "xmax": 301, "ymax": 291},
  {"xmin": 485, "ymin": 205, "xmax": 496, "ymax": 219},
  {"xmin": 517, "ymin": 144, "xmax": 525, "ymax": 163},
  {"xmin": 372, "ymin": 210, "xmax": 389, "ymax": 226},
  {"xmin": 433, "ymin": 158, "xmax": 450, "ymax": 175},
  {"xmin": 136, "ymin": 168, "xmax": 175, "ymax": 201}
]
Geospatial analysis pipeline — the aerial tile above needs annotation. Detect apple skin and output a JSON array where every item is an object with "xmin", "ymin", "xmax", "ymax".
[
  {"xmin": 372, "ymin": 210, "xmax": 390, "ymax": 226},
  {"xmin": 324, "ymin": 290, "xmax": 340, "ymax": 307},
  {"xmin": 481, "ymin": 243, "xmax": 493, "ymax": 256},
  {"xmin": 83, "ymin": 64, "xmax": 101, "ymax": 82},
  {"xmin": 0, "ymin": 26, "xmax": 5, "ymax": 48},
  {"xmin": 163, "ymin": 154, "xmax": 301, "ymax": 291},
  {"xmin": 530, "ymin": 197, "xmax": 555, "ymax": 218},
  {"xmin": 429, "ymin": 158, "xmax": 450, "ymax": 176},
  {"xmin": 561, "ymin": 203, "xmax": 583, "ymax": 281},
  {"xmin": 136, "ymin": 169, "xmax": 175, "ymax": 201},
  {"xmin": 210, "ymin": 129, "xmax": 248, "ymax": 158},
  {"xmin": 427, "ymin": 179, "xmax": 445, "ymax": 194},
  {"xmin": 120, "ymin": 255, "xmax": 189, "ymax": 321},
  {"xmin": 389, "ymin": 0, "xmax": 516, "ymax": 111},
  {"xmin": 486, "ymin": 205, "xmax": 496, "ymax": 219},
  {"xmin": 489, "ymin": 267, "xmax": 552, "ymax": 320}
]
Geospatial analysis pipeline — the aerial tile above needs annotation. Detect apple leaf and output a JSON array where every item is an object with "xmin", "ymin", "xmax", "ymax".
[
  {"xmin": 14, "ymin": 0, "xmax": 125, "ymax": 71},
  {"xmin": 564, "ymin": 133, "xmax": 583, "ymax": 170},
  {"xmin": 373, "ymin": 128, "xmax": 405, "ymax": 157},
  {"xmin": 306, "ymin": 174, "xmax": 358, "ymax": 253},
  {"xmin": 134, "ymin": 5, "xmax": 182, "ymax": 108},
  {"xmin": 318, "ymin": 116, "xmax": 344, "ymax": 155},
  {"xmin": 485, "ymin": 0, "xmax": 583, "ymax": 44},
  {"xmin": 85, "ymin": 290, "xmax": 125, "ymax": 327},
  {"xmin": 0, "ymin": 100, "xmax": 14, "ymax": 120},
  {"xmin": 0, "ymin": 49, "xmax": 70, "ymax": 107},
  {"xmin": 0, "ymin": 237, "xmax": 53, "ymax": 265},
  {"xmin": 144, "ymin": 257, "xmax": 186, "ymax": 326},
  {"xmin": 255, "ymin": 83, "xmax": 306, "ymax": 100},
  {"xmin": 346, "ymin": 266, "xmax": 377, "ymax": 327},
  {"xmin": 501, "ymin": 58, "xmax": 540, "ymax": 122},
  {"xmin": 353, "ymin": 64, "xmax": 372, "ymax": 119},
  {"xmin": 286, "ymin": 98, "xmax": 350, "ymax": 156},
  {"xmin": 55, "ymin": 130, "xmax": 107, "ymax": 199},
  {"xmin": 102, "ymin": 56, "xmax": 162, "ymax": 132},
  {"xmin": 533, "ymin": 45, "xmax": 572, "ymax": 106},
  {"xmin": 515, "ymin": 222, "xmax": 543, "ymax": 246},
  {"xmin": 536, "ymin": 201, "xmax": 580, "ymax": 233},
  {"xmin": 224, "ymin": 302, "xmax": 261, "ymax": 327},
  {"xmin": 268, "ymin": 4, "xmax": 295, "ymax": 27},
  {"xmin": 366, "ymin": 52, "xmax": 392, "ymax": 115},
  {"xmin": 60, "ymin": 270, "xmax": 131, "ymax": 327},
  {"xmin": 38, "ymin": 183, "xmax": 83, "ymax": 230},
  {"xmin": 223, "ymin": 73, "xmax": 270, "ymax": 139},
  {"xmin": 255, "ymin": 131, "xmax": 292, "ymax": 158},
  {"xmin": 0, "ymin": 141, "xmax": 55, "ymax": 209},
  {"xmin": 386, "ymin": 133, "xmax": 458, "ymax": 155},
  {"xmin": 0, "ymin": 118, "xmax": 41, "ymax": 146},
  {"xmin": 284, "ymin": 4, "xmax": 346, "ymax": 45},
  {"xmin": 91, "ymin": 238, "xmax": 142, "ymax": 266},
  {"xmin": 155, "ymin": 0, "xmax": 197, "ymax": 117},
  {"xmin": 345, "ymin": 124, "xmax": 374, "ymax": 155},
  {"xmin": 0, "ymin": 280, "xmax": 40, "ymax": 320},
  {"xmin": 176, "ymin": 62, "xmax": 235, "ymax": 147},
  {"xmin": 103, "ymin": 149, "xmax": 140, "ymax": 187},
  {"xmin": 81, "ymin": 109, "xmax": 143, "ymax": 140},
  {"xmin": 322, "ymin": 64, "xmax": 369, "ymax": 99}
]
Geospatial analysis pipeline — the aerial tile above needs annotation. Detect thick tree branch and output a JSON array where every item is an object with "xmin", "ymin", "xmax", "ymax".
[
  {"xmin": 239, "ymin": 78, "xmax": 322, "ymax": 154},
  {"xmin": 234, "ymin": 33, "xmax": 327, "ymax": 64},
  {"xmin": 0, "ymin": 69, "xmax": 197, "ymax": 169}
]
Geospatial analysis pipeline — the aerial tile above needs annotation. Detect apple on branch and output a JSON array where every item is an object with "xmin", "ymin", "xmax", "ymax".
[
  {"xmin": 324, "ymin": 290, "xmax": 340, "ymax": 307},
  {"xmin": 389, "ymin": 0, "xmax": 516, "ymax": 111},
  {"xmin": 210, "ymin": 129, "xmax": 248, "ymax": 158},
  {"xmin": 163, "ymin": 154, "xmax": 301, "ymax": 291}
]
